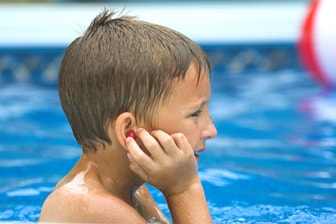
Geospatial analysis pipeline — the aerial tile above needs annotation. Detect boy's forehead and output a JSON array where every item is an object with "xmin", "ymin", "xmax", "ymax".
[
  {"xmin": 179, "ymin": 63, "xmax": 208, "ymax": 88},
  {"xmin": 168, "ymin": 65, "xmax": 210, "ymax": 101},
  {"xmin": 177, "ymin": 62, "xmax": 206, "ymax": 83}
]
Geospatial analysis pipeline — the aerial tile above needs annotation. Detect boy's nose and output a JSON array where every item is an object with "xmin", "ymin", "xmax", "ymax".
[
  {"xmin": 203, "ymin": 116, "xmax": 217, "ymax": 140},
  {"xmin": 208, "ymin": 121, "xmax": 217, "ymax": 139}
]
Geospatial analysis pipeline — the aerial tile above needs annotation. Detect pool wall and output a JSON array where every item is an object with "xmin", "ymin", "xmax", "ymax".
[
  {"xmin": 0, "ymin": 43, "xmax": 304, "ymax": 86},
  {"xmin": 0, "ymin": 2, "xmax": 308, "ymax": 86}
]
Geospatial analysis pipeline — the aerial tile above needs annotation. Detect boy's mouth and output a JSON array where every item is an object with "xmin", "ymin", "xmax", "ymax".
[
  {"xmin": 194, "ymin": 152, "xmax": 200, "ymax": 161},
  {"xmin": 194, "ymin": 148, "xmax": 205, "ymax": 162}
]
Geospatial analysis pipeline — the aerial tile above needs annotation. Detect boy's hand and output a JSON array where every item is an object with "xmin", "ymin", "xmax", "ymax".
[{"xmin": 125, "ymin": 128, "xmax": 199, "ymax": 196}]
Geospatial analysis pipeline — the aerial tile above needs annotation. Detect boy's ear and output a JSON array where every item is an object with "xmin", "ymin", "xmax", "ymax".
[{"xmin": 114, "ymin": 112, "xmax": 137, "ymax": 148}]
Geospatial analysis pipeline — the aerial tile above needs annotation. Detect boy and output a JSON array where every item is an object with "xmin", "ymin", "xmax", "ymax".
[{"xmin": 39, "ymin": 9, "xmax": 217, "ymax": 223}]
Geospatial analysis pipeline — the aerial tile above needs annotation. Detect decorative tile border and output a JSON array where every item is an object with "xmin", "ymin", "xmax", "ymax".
[
  {"xmin": 0, "ymin": 47, "xmax": 64, "ymax": 86},
  {"xmin": 0, "ymin": 43, "xmax": 303, "ymax": 86},
  {"xmin": 203, "ymin": 43, "xmax": 303, "ymax": 75}
]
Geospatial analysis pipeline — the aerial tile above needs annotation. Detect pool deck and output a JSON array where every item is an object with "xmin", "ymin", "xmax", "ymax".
[{"xmin": 0, "ymin": 2, "xmax": 308, "ymax": 47}]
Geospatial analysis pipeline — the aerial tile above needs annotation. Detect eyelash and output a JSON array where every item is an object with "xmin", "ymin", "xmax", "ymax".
[{"xmin": 191, "ymin": 110, "xmax": 202, "ymax": 117}]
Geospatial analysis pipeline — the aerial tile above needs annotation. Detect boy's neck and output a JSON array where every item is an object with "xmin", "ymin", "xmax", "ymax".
[{"xmin": 77, "ymin": 146, "xmax": 144, "ymax": 205}]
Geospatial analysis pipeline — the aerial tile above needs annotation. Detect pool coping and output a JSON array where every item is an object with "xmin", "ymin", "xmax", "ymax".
[{"xmin": 0, "ymin": 2, "xmax": 308, "ymax": 46}]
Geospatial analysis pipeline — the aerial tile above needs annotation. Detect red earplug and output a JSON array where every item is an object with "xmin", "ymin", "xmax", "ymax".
[{"xmin": 126, "ymin": 130, "xmax": 137, "ymax": 140}]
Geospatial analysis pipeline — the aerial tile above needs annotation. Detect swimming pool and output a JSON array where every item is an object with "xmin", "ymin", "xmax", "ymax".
[{"xmin": 0, "ymin": 43, "xmax": 336, "ymax": 223}]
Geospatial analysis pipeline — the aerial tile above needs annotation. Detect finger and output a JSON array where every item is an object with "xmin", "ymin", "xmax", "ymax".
[
  {"xmin": 151, "ymin": 130, "xmax": 180, "ymax": 156},
  {"xmin": 127, "ymin": 153, "xmax": 150, "ymax": 182},
  {"xmin": 136, "ymin": 128, "xmax": 167, "ymax": 160},
  {"xmin": 171, "ymin": 133, "xmax": 193, "ymax": 154},
  {"xmin": 126, "ymin": 137, "xmax": 156, "ymax": 168}
]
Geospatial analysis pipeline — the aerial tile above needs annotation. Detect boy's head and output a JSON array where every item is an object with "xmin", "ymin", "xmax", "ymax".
[{"xmin": 58, "ymin": 10, "xmax": 211, "ymax": 152}]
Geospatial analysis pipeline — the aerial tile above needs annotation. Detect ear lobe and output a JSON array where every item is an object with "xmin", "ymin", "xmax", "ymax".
[{"xmin": 114, "ymin": 112, "xmax": 137, "ymax": 148}]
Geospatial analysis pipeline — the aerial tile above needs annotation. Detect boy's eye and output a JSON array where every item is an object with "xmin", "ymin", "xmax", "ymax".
[{"xmin": 191, "ymin": 110, "xmax": 202, "ymax": 117}]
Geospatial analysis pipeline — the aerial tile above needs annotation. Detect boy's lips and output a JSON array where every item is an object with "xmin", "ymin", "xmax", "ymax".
[{"xmin": 194, "ymin": 148, "xmax": 206, "ymax": 162}]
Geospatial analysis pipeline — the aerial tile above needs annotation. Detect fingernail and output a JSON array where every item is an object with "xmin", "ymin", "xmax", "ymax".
[{"xmin": 136, "ymin": 128, "xmax": 144, "ymax": 133}]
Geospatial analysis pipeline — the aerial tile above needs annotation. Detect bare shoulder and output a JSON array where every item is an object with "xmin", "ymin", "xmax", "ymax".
[{"xmin": 39, "ymin": 187, "xmax": 146, "ymax": 223}]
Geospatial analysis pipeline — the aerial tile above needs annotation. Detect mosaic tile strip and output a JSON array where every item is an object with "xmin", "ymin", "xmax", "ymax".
[
  {"xmin": 203, "ymin": 43, "xmax": 303, "ymax": 75},
  {"xmin": 0, "ymin": 43, "xmax": 303, "ymax": 86}
]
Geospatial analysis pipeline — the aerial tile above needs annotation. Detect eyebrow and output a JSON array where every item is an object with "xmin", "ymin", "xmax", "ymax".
[{"xmin": 190, "ymin": 99, "xmax": 209, "ymax": 110}]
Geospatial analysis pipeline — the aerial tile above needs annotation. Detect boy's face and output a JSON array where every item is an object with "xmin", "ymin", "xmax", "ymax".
[{"xmin": 152, "ymin": 63, "xmax": 217, "ymax": 161}]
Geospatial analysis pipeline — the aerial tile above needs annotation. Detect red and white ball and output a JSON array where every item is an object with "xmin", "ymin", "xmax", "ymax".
[{"xmin": 298, "ymin": 0, "xmax": 336, "ymax": 89}]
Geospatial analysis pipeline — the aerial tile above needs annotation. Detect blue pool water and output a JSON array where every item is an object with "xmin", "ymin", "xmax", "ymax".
[{"xmin": 0, "ymin": 45, "xmax": 336, "ymax": 223}]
